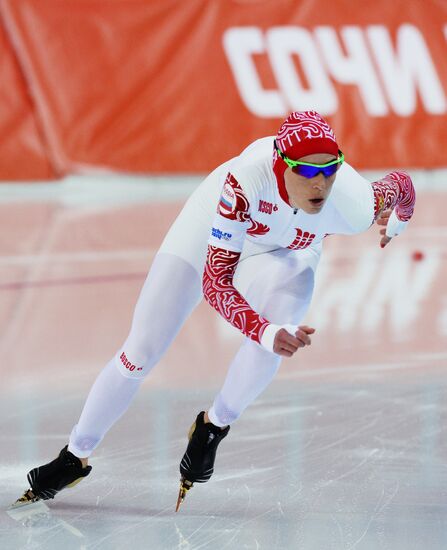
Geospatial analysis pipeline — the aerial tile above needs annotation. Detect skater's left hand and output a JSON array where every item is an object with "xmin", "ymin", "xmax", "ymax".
[{"xmin": 376, "ymin": 208, "xmax": 392, "ymax": 248}]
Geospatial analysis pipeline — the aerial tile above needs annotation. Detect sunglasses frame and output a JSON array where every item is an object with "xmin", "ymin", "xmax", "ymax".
[{"xmin": 274, "ymin": 140, "xmax": 344, "ymax": 178}]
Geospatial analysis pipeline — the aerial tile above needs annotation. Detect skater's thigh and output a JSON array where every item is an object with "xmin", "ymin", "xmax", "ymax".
[
  {"xmin": 132, "ymin": 183, "xmax": 216, "ymax": 329},
  {"xmin": 132, "ymin": 252, "xmax": 202, "ymax": 323},
  {"xmin": 116, "ymin": 173, "xmax": 222, "ymax": 377},
  {"xmin": 234, "ymin": 243, "xmax": 322, "ymax": 325},
  {"xmin": 117, "ymin": 252, "xmax": 203, "ymax": 378}
]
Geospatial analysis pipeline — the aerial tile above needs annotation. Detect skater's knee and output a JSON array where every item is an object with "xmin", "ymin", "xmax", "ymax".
[{"xmin": 114, "ymin": 348, "xmax": 154, "ymax": 379}]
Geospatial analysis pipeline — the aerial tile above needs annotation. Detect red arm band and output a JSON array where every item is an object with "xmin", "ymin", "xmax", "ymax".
[{"xmin": 371, "ymin": 171, "xmax": 415, "ymax": 222}]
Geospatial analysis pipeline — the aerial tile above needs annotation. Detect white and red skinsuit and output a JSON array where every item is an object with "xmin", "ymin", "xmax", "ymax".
[
  {"xmin": 158, "ymin": 132, "xmax": 414, "ymax": 354},
  {"xmin": 68, "ymin": 115, "xmax": 415, "ymax": 457}
]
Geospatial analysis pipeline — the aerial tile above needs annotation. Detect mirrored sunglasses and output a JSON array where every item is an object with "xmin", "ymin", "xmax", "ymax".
[{"xmin": 275, "ymin": 140, "xmax": 344, "ymax": 179}]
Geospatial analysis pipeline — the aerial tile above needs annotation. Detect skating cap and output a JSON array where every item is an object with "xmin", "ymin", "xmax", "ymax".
[{"xmin": 273, "ymin": 111, "xmax": 339, "ymax": 205}]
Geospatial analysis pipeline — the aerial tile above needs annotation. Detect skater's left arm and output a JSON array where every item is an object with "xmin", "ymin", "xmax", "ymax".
[
  {"xmin": 370, "ymin": 170, "xmax": 416, "ymax": 248},
  {"xmin": 333, "ymin": 164, "xmax": 415, "ymax": 248}
]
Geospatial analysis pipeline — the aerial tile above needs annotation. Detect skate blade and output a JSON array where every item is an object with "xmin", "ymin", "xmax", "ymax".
[
  {"xmin": 175, "ymin": 478, "xmax": 193, "ymax": 512},
  {"xmin": 8, "ymin": 490, "xmax": 42, "ymax": 511}
]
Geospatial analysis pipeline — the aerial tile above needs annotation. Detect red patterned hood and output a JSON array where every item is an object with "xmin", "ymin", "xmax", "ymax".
[{"xmin": 273, "ymin": 111, "xmax": 339, "ymax": 207}]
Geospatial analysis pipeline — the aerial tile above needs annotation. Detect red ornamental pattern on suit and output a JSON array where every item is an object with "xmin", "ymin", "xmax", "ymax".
[
  {"xmin": 220, "ymin": 173, "xmax": 271, "ymax": 237},
  {"xmin": 203, "ymin": 246, "xmax": 270, "ymax": 343},
  {"xmin": 287, "ymin": 228, "xmax": 316, "ymax": 250},
  {"xmin": 247, "ymin": 221, "xmax": 270, "ymax": 236},
  {"xmin": 371, "ymin": 171, "xmax": 415, "ymax": 221}
]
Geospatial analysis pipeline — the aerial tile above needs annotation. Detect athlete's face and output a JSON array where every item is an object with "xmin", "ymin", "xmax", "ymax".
[{"xmin": 284, "ymin": 153, "xmax": 338, "ymax": 214}]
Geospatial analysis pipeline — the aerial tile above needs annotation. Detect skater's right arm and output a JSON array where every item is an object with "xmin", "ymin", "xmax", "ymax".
[{"xmin": 203, "ymin": 172, "xmax": 313, "ymax": 357}]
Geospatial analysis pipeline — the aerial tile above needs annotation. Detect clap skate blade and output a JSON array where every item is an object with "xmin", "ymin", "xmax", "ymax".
[
  {"xmin": 175, "ymin": 477, "xmax": 193, "ymax": 512},
  {"xmin": 10, "ymin": 489, "xmax": 40, "ymax": 509}
]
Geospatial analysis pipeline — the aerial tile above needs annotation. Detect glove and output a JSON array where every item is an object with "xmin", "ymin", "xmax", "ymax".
[
  {"xmin": 385, "ymin": 208, "xmax": 408, "ymax": 238},
  {"xmin": 260, "ymin": 323, "xmax": 297, "ymax": 353}
]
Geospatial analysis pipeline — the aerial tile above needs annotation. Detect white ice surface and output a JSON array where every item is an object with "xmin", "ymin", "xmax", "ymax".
[
  {"xmin": 1, "ymin": 174, "xmax": 446, "ymax": 549},
  {"xmin": 2, "ymin": 366, "xmax": 447, "ymax": 550}
]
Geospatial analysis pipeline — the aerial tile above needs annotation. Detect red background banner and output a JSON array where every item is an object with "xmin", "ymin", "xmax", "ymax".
[
  {"xmin": 0, "ymin": 0, "xmax": 446, "ymax": 179},
  {"xmin": 0, "ymin": 16, "xmax": 55, "ymax": 179}
]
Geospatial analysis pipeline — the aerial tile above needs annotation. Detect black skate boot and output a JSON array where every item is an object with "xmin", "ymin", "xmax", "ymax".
[
  {"xmin": 11, "ymin": 445, "xmax": 92, "ymax": 508},
  {"xmin": 176, "ymin": 411, "xmax": 230, "ymax": 511}
]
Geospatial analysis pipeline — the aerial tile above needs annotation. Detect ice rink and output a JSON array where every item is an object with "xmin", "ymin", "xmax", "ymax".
[{"xmin": 1, "ymin": 176, "xmax": 446, "ymax": 549}]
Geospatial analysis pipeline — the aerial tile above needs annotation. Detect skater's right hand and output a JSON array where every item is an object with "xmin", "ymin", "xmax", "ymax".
[{"xmin": 273, "ymin": 325, "xmax": 315, "ymax": 357}]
